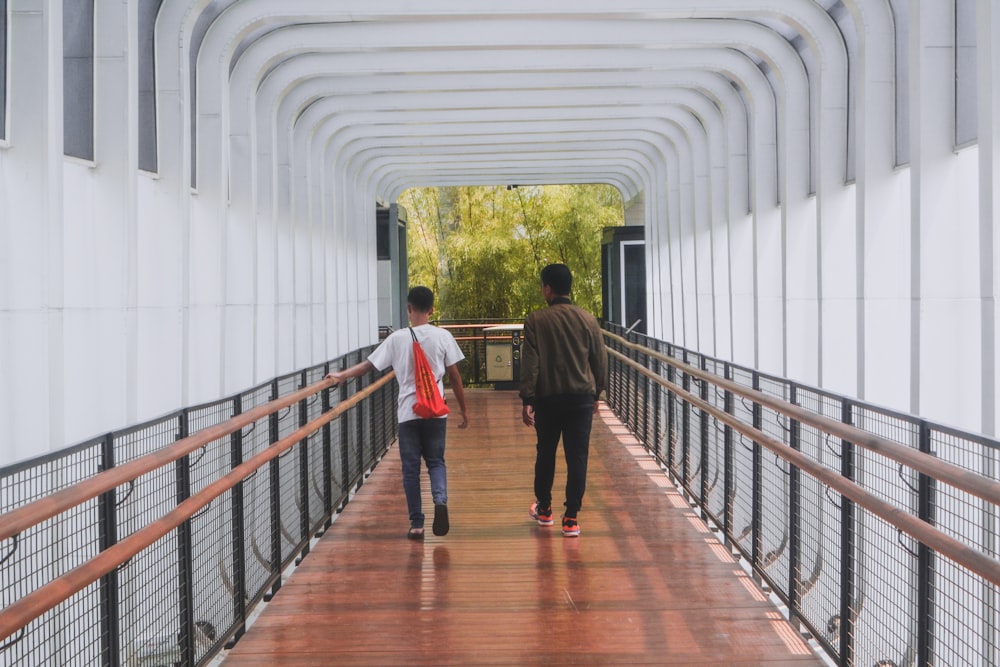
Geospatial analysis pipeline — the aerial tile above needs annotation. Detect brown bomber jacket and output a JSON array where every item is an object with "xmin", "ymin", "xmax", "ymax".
[{"xmin": 518, "ymin": 297, "xmax": 608, "ymax": 406}]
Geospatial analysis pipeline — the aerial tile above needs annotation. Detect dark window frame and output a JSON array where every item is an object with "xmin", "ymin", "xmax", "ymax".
[
  {"xmin": 138, "ymin": 0, "xmax": 164, "ymax": 173},
  {"xmin": 1, "ymin": 0, "xmax": 9, "ymax": 142},
  {"xmin": 63, "ymin": 0, "xmax": 95, "ymax": 161}
]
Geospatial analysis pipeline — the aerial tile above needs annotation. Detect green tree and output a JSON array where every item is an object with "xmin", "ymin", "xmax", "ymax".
[{"xmin": 399, "ymin": 184, "xmax": 624, "ymax": 320}]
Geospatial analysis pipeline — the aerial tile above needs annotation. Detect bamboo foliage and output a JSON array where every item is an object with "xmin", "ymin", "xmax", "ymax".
[{"xmin": 399, "ymin": 184, "xmax": 624, "ymax": 319}]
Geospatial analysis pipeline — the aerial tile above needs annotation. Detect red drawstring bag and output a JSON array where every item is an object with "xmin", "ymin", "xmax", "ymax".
[{"xmin": 409, "ymin": 327, "xmax": 450, "ymax": 418}]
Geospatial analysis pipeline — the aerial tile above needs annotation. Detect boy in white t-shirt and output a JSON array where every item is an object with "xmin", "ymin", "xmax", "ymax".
[{"xmin": 326, "ymin": 287, "xmax": 469, "ymax": 539}]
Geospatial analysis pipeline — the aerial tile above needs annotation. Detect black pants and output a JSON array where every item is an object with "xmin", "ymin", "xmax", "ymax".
[{"xmin": 533, "ymin": 394, "xmax": 595, "ymax": 518}]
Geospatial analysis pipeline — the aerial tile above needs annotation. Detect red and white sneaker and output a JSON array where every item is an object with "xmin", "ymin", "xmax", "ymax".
[
  {"xmin": 529, "ymin": 501, "xmax": 554, "ymax": 526},
  {"xmin": 561, "ymin": 516, "xmax": 580, "ymax": 537}
]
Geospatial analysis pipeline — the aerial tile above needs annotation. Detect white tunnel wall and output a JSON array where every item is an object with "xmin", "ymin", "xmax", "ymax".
[{"xmin": 0, "ymin": 1, "xmax": 998, "ymax": 468}]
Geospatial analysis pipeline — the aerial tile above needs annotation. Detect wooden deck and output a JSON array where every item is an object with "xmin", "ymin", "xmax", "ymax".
[{"xmin": 222, "ymin": 389, "xmax": 825, "ymax": 666}]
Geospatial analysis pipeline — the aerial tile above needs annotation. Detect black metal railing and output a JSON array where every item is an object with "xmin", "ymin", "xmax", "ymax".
[
  {"xmin": 0, "ymin": 346, "xmax": 398, "ymax": 667},
  {"xmin": 603, "ymin": 323, "xmax": 1000, "ymax": 667}
]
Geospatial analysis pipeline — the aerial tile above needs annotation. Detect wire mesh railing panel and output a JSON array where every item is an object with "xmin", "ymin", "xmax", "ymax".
[
  {"xmin": 189, "ymin": 486, "xmax": 233, "ymax": 663},
  {"xmin": 652, "ymin": 383, "xmax": 670, "ymax": 465},
  {"xmin": 933, "ymin": 557, "xmax": 998, "ymax": 666},
  {"xmin": 929, "ymin": 430, "xmax": 1000, "ymax": 665},
  {"xmin": 703, "ymin": 419, "xmax": 726, "ymax": 524},
  {"xmin": 759, "ymin": 451, "xmax": 791, "ymax": 596},
  {"xmin": 275, "ymin": 375, "xmax": 301, "ymax": 441},
  {"xmin": 669, "ymin": 393, "xmax": 688, "ymax": 486},
  {"xmin": 236, "ymin": 384, "xmax": 277, "ymax": 608},
  {"xmin": 1, "ymin": 580, "xmax": 105, "ymax": 667},
  {"xmin": 114, "ymin": 418, "xmax": 184, "ymax": 541},
  {"xmin": 849, "ymin": 412, "xmax": 921, "ymax": 665},
  {"xmin": 852, "ymin": 505, "xmax": 917, "ymax": 666},
  {"xmin": 305, "ymin": 431, "xmax": 326, "ymax": 535},
  {"xmin": 754, "ymin": 377, "xmax": 789, "ymax": 594},
  {"xmin": 932, "ymin": 430, "xmax": 1000, "ymax": 557},
  {"xmin": 699, "ymin": 358, "xmax": 727, "ymax": 523},
  {"xmin": 0, "ymin": 441, "xmax": 105, "ymax": 666},
  {"xmin": 731, "ymin": 431, "xmax": 756, "ymax": 556},
  {"xmin": 120, "ymin": 531, "xmax": 184, "ymax": 666},
  {"xmin": 241, "ymin": 455, "xmax": 275, "ymax": 607},
  {"xmin": 182, "ymin": 407, "xmax": 237, "ymax": 665},
  {"xmin": 794, "ymin": 422, "xmax": 843, "ymax": 653},
  {"xmin": 602, "ymin": 324, "xmax": 1000, "ymax": 666},
  {"xmin": 854, "ymin": 406, "xmax": 922, "ymax": 511},
  {"xmin": 0, "ymin": 346, "xmax": 399, "ymax": 667},
  {"xmin": 276, "ymin": 449, "xmax": 302, "ymax": 566}
]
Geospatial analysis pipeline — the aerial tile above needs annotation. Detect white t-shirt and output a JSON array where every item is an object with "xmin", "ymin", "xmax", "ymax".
[{"xmin": 368, "ymin": 324, "xmax": 465, "ymax": 422}]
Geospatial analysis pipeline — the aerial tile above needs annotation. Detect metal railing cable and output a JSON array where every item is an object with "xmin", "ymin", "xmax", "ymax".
[{"xmin": 0, "ymin": 373, "xmax": 393, "ymax": 645}]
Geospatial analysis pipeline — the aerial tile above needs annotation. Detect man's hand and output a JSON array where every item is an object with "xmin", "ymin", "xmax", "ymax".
[
  {"xmin": 522, "ymin": 405, "xmax": 535, "ymax": 427},
  {"xmin": 456, "ymin": 410, "xmax": 469, "ymax": 429},
  {"xmin": 324, "ymin": 372, "xmax": 344, "ymax": 386},
  {"xmin": 593, "ymin": 399, "xmax": 600, "ymax": 414}
]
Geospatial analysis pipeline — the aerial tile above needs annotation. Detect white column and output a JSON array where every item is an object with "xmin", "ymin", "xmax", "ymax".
[
  {"xmin": 911, "ymin": 1, "xmax": 982, "ymax": 428},
  {"xmin": 0, "ymin": 1, "xmax": 63, "ymax": 464},
  {"xmin": 979, "ymin": 0, "xmax": 1000, "ymax": 437}
]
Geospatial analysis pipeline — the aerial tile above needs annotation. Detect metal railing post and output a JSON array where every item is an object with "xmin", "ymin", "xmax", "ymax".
[
  {"xmin": 652, "ymin": 346, "xmax": 662, "ymax": 461},
  {"xmin": 681, "ymin": 350, "xmax": 691, "ymax": 491},
  {"xmin": 97, "ymin": 433, "xmax": 121, "ymax": 667},
  {"xmin": 228, "ymin": 395, "xmax": 248, "ymax": 647},
  {"xmin": 629, "ymin": 335, "xmax": 638, "ymax": 431},
  {"xmin": 297, "ymin": 371, "xmax": 310, "ymax": 562},
  {"xmin": 666, "ymin": 344, "xmax": 676, "ymax": 472},
  {"xmin": 723, "ymin": 364, "xmax": 734, "ymax": 548},
  {"xmin": 917, "ymin": 420, "xmax": 937, "ymax": 666},
  {"xmin": 175, "ymin": 411, "xmax": 196, "ymax": 667},
  {"xmin": 356, "ymin": 371, "xmax": 367, "ymax": 483},
  {"xmin": 321, "ymin": 363, "xmax": 333, "ymax": 530},
  {"xmin": 751, "ymin": 371, "xmax": 763, "ymax": 579},
  {"xmin": 788, "ymin": 386, "xmax": 802, "ymax": 626},
  {"xmin": 699, "ymin": 356, "xmax": 710, "ymax": 519},
  {"xmin": 339, "ymin": 358, "xmax": 351, "ymax": 506},
  {"xmin": 641, "ymin": 340, "xmax": 651, "ymax": 448},
  {"xmin": 839, "ymin": 399, "xmax": 856, "ymax": 667},
  {"xmin": 266, "ymin": 380, "xmax": 282, "ymax": 600}
]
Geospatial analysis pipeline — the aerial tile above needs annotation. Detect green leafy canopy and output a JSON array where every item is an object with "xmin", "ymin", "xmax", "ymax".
[{"xmin": 399, "ymin": 184, "xmax": 624, "ymax": 320}]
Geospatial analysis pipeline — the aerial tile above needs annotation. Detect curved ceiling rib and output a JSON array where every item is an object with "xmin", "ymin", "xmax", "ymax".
[
  {"xmin": 162, "ymin": 0, "xmax": 846, "ymax": 204},
  {"xmin": 151, "ymin": 1, "xmax": 856, "ymax": 208}
]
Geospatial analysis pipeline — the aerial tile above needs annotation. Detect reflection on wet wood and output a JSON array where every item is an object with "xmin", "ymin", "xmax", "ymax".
[{"xmin": 222, "ymin": 389, "xmax": 824, "ymax": 666}]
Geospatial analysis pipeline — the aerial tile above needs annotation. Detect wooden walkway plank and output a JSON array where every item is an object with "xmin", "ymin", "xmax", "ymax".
[{"xmin": 222, "ymin": 389, "xmax": 825, "ymax": 666}]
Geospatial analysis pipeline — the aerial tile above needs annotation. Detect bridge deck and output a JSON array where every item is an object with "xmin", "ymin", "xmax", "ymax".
[{"xmin": 221, "ymin": 389, "xmax": 824, "ymax": 666}]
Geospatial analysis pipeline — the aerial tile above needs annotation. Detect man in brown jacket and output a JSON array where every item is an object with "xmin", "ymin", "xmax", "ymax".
[{"xmin": 520, "ymin": 263, "xmax": 608, "ymax": 537}]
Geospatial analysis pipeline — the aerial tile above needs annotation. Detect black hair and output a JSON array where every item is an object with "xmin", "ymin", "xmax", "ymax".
[
  {"xmin": 407, "ymin": 286, "xmax": 435, "ymax": 312},
  {"xmin": 540, "ymin": 263, "xmax": 572, "ymax": 296}
]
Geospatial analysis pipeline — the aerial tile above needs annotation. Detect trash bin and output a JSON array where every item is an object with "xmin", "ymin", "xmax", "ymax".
[{"xmin": 482, "ymin": 324, "xmax": 522, "ymax": 390}]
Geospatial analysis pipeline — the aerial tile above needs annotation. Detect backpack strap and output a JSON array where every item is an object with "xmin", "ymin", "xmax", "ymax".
[{"xmin": 408, "ymin": 326, "xmax": 418, "ymax": 342}]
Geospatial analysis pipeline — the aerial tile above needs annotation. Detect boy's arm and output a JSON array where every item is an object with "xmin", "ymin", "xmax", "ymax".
[
  {"xmin": 325, "ymin": 360, "xmax": 375, "ymax": 386},
  {"xmin": 445, "ymin": 363, "xmax": 469, "ymax": 429}
]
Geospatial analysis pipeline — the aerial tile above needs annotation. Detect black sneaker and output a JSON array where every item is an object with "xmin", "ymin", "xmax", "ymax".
[{"xmin": 432, "ymin": 503, "xmax": 450, "ymax": 536}]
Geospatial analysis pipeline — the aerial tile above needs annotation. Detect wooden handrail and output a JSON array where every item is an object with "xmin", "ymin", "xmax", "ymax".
[
  {"xmin": 0, "ymin": 372, "xmax": 394, "ymax": 643},
  {"xmin": 452, "ymin": 335, "xmax": 519, "ymax": 342},
  {"xmin": 606, "ymin": 346, "xmax": 1000, "ymax": 587},
  {"xmin": 0, "ymin": 377, "xmax": 350, "ymax": 542},
  {"xmin": 603, "ymin": 330, "xmax": 1000, "ymax": 507}
]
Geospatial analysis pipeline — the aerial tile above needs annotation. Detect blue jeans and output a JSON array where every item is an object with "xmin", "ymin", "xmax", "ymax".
[
  {"xmin": 397, "ymin": 418, "xmax": 448, "ymax": 529},
  {"xmin": 533, "ymin": 394, "xmax": 595, "ymax": 518}
]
